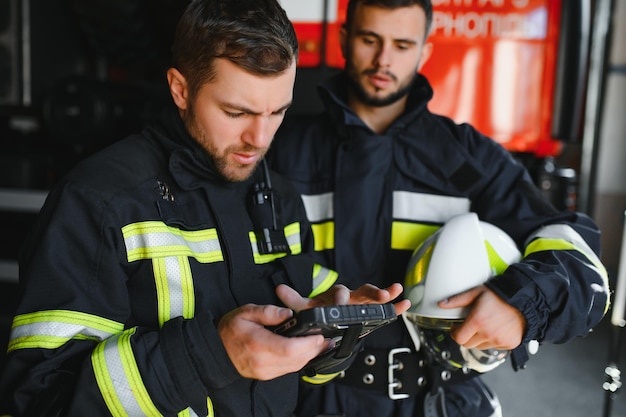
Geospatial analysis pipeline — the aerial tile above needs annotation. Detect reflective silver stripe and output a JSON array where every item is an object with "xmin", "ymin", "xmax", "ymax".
[
  {"xmin": 393, "ymin": 191, "xmax": 470, "ymax": 223},
  {"xmin": 526, "ymin": 224, "xmax": 601, "ymax": 265},
  {"xmin": 9, "ymin": 310, "xmax": 124, "ymax": 352},
  {"xmin": 93, "ymin": 328, "xmax": 161, "ymax": 416},
  {"xmin": 91, "ymin": 329, "xmax": 161, "ymax": 417},
  {"xmin": 310, "ymin": 264, "xmax": 338, "ymax": 298},
  {"xmin": 122, "ymin": 222, "xmax": 223, "ymax": 264},
  {"xmin": 153, "ymin": 256, "xmax": 195, "ymax": 326},
  {"xmin": 285, "ymin": 229, "xmax": 301, "ymax": 247},
  {"xmin": 303, "ymin": 191, "xmax": 470, "ymax": 224},
  {"xmin": 249, "ymin": 223, "xmax": 303, "ymax": 264},
  {"xmin": 10, "ymin": 320, "xmax": 114, "ymax": 342},
  {"xmin": 124, "ymin": 232, "xmax": 221, "ymax": 260},
  {"xmin": 102, "ymin": 333, "xmax": 144, "ymax": 416},
  {"xmin": 301, "ymin": 193, "xmax": 334, "ymax": 222},
  {"xmin": 525, "ymin": 224, "xmax": 609, "ymax": 282},
  {"xmin": 312, "ymin": 265, "xmax": 333, "ymax": 292}
]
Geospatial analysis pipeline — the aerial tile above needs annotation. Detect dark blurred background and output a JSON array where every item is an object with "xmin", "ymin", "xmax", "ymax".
[
  {"xmin": 0, "ymin": 0, "xmax": 189, "ymax": 381},
  {"xmin": 0, "ymin": 0, "xmax": 190, "ymax": 190}
]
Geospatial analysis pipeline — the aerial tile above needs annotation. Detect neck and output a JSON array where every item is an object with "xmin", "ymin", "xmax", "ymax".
[{"xmin": 348, "ymin": 93, "xmax": 408, "ymax": 134}]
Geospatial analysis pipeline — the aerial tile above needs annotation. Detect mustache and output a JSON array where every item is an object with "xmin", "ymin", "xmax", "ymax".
[
  {"xmin": 230, "ymin": 144, "xmax": 264, "ymax": 153},
  {"xmin": 362, "ymin": 68, "xmax": 397, "ymax": 81}
]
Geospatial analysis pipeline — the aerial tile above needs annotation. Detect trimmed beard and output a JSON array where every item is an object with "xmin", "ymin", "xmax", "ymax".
[
  {"xmin": 346, "ymin": 63, "xmax": 418, "ymax": 107},
  {"xmin": 182, "ymin": 104, "xmax": 261, "ymax": 183}
]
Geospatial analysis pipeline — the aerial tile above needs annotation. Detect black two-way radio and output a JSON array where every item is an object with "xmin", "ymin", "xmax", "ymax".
[{"xmin": 247, "ymin": 159, "xmax": 291, "ymax": 255}]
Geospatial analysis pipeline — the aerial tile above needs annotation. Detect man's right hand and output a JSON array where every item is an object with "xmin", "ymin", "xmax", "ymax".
[{"xmin": 217, "ymin": 304, "xmax": 330, "ymax": 380}]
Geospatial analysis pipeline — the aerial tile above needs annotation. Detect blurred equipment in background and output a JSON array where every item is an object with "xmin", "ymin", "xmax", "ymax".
[
  {"xmin": 0, "ymin": 0, "xmax": 185, "ymax": 189},
  {"xmin": 604, "ymin": 210, "xmax": 626, "ymax": 417}
]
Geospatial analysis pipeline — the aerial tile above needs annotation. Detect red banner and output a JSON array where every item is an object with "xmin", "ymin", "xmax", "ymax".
[{"xmin": 288, "ymin": 0, "xmax": 563, "ymax": 156}]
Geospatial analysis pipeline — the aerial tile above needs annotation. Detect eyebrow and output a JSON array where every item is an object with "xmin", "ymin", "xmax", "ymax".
[
  {"xmin": 355, "ymin": 29, "xmax": 419, "ymax": 46},
  {"xmin": 224, "ymin": 101, "xmax": 293, "ymax": 116}
]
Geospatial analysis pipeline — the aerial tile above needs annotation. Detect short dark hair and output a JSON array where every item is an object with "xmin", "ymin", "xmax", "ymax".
[
  {"xmin": 171, "ymin": 0, "xmax": 298, "ymax": 97},
  {"xmin": 345, "ymin": 0, "xmax": 433, "ymax": 39}
]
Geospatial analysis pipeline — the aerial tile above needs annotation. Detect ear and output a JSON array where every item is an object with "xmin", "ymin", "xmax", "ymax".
[
  {"xmin": 417, "ymin": 41, "xmax": 433, "ymax": 72},
  {"xmin": 339, "ymin": 25, "xmax": 348, "ymax": 59},
  {"xmin": 167, "ymin": 67, "xmax": 189, "ymax": 110}
]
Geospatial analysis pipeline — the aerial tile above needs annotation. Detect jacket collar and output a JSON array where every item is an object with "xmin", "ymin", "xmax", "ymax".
[
  {"xmin": 149, "ymin": 105, "xmax": 259, "ymax": 191},
  {"xmin": 318, "ymin": 73, "xmax": 483, "ymax": 194},
  {"xmin": 317, "ymin": 72, "xmax": 434, "ymax": 137}
]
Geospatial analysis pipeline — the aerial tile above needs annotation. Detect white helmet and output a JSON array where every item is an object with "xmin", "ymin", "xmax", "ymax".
[{"xmin": 403, "ymin": 212, "xmax": 521, "ymax": 373}]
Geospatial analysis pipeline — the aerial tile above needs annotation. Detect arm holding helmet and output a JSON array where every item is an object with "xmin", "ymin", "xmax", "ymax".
[
  {"xmin": 437, "ymin": 124, "xmax": 610, "ymax": 369},
  {"xmin": 440, "ymin": 285, "xmax": 525, "ymax": 351},
  {"xmin": 448, "ymin": 127, "xmax": 609, "ymax": 364}
]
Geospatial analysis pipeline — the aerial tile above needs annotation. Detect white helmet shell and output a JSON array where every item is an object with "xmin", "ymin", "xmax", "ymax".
[{"xmin": 404, "ymin": 212, "xmax": 521, "ymax": 326}]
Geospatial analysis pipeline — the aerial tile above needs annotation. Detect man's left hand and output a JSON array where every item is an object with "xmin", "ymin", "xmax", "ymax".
[{"xmin": 438, "ymin": 285, "xmax": 525, "ymax": 350}]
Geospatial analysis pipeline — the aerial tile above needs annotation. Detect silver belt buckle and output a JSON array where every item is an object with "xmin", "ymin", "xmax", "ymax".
[{"xmin": 388, "ymin": 347, "xmax": 411, "ymax": 400}]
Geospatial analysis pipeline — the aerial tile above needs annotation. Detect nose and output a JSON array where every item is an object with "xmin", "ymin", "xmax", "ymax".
[
  {"xmin": 242, "ymin": 116, "xmax": 272, "ymax": 149},
  {"xmin": 375, "ymin": 42, "xmax": 392, "ymax": 68}
]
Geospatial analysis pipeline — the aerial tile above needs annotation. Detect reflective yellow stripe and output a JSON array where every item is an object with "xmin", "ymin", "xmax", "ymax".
[
  {"xmin": 300, "ymin": 193, "xmax": 334, "ymax": 251},
  {"xmin": 8, "ymin": 310, "xmax": 124, "ymax": 352},
  {"xmin": 124, "ymin": 221, "xmax": 202, "ymax": 325},
  {"xmin": 250, "ymin": 222, "xmax": 303, "ymax": 264},
  {"xmin": 301, "ymin": 372, "xmax": 341, "ymax": 385},
  {"xmin": 154, "ymin": 258, "xmax": 171, "ymax": 326},
  {"xmin": 404, "ymin": 240, "xmax": 436, "ymax": 288},
  {"xmin": 284, "ymin": 222, "xmax": 302, "ymax": 255},
  {"xmin": 391, "ymin": 222, "xmax": 440, "ymax": 251},
  {"xmin": 525, "ymin": 238, "xmax": 609, "ymax": 283},
  {"xmin": 311, "ymin": 222, "xmax": 334, "ymax": 251},
  {"xmin": 524, "ymin": 238, "xmax": 577, "ymax": 256},
  {"xmin": 177, "ymin": 397, "xmax": 214, "ymax": 416},
  {"xmin": 304, "ymin": 191, "xmax": 469, "ymax": 253},
  {"xmin": 123, "ymin": 221, "xmax": 223, "ymax": 264},
  {"xmin": 93, "ymin": 340, "xmax": 128, "ymax": 417},
  {"xmin": 93, "ymin": 328, "xmax": 162, "ymax": 417},
  {"xmin": 180, "ymin": 258, "xmax": 195, "ymax": 319},
  {"xmin": 89, "ymin": 327, "xmax": 211, "ymax": 417},
  {"xmin": 207, "ymin": 397, "xmax": 214, "ymax": 416},
  {"xmin": 153, "ymin": 256, "xmax": 195, "ymax": 326},
  {"xmin": 524, "ymin": 225, "xmax": 608, "ymax": 283},
  {"xmin": 309, "ymin": 264, "xmax": 338, "ymax": 298},
  {"xmin": 524, "ymin": 224, "xmax": 610, "ymax": 313},
  {"xmin": 485, "ymin": 241, "xmax": 511, "ymax": 275}
]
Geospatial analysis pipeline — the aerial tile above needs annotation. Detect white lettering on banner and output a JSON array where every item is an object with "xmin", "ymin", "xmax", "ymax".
[
  {"xmin": 432, "ymin": 8, "xmax": 547, "ymax": 39},
  {"xmin": 281, "ymin": 0, "xmax": 339, "ymax": 23},
  {"xmin": 479, "ymin": 0, "xmax": 505, "ymax": 6},
  {"xmin": 432, "ymin": 0, "xmax": 475, "ymax": 6},
  {"xmin": 512, "ymin": 0, "xmax": 530, "ymax": 8}
]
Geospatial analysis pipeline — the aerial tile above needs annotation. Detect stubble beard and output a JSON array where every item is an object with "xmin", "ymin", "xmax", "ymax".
[
  {"xmin": 182, "ymin": 107, "xmax": 262, "ymax": 183},
  {"xmin": 346, "ymin": 60, "xmax": 418, "ymax": 107}
]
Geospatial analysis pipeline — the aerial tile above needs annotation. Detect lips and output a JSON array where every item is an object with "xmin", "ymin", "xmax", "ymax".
[
  {"xmin": 368, "ymin": 73, "xmax": 393, "ymax": 89},
  {"xmin": 232, "ymin": 152, "xmax": 260, "ymax": 165}
]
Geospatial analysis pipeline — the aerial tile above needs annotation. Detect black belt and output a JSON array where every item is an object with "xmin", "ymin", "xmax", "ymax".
[{"xmin": 335, "ymin": 348, "xmax": 478, "ymax": 400}]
